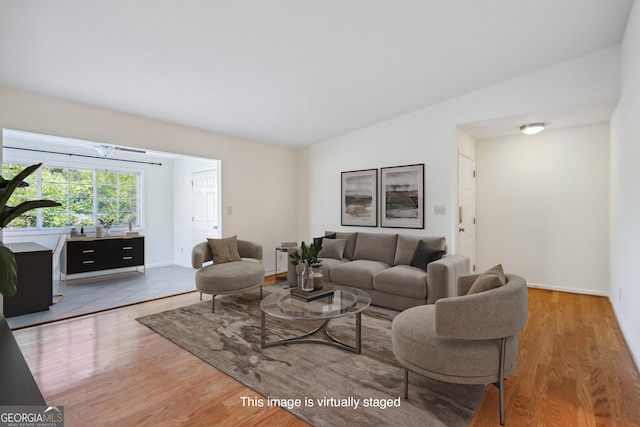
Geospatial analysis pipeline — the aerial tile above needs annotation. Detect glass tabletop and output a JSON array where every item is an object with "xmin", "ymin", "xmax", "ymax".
[{"xmin": 261, "ymin": 287, "xmax": 371, "ymax": 320}]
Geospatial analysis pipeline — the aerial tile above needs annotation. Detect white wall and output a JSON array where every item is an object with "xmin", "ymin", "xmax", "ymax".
[
  {"xmin": 457, "ymin": 127, "xmax": 476, "ymax": 160},
  {"xmin": 300, "ymin": 46, "xmax": 620, "ymax": 253},
  {"xmin": 476, "ymin": 124, "xmax": 609, "ymax": 295},
  {"xmin": 0, "ymin": 86, "xmax": 298, "ymax": 281},
  {"xmin": 142, "ymin": 156, "xmax": 174, "ymax": 268},
  {"xmin": 610, "ymin": 1, "xmax": 640, "ymax": 367}
]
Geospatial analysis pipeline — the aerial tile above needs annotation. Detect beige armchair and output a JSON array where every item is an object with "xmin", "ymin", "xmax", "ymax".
[
  {"xmin": 391, "ymin": 273, "xmax": 528, "ymax": 425},
  {"xmin": 192, "ymin": 239, "xmax": 265, "ymax": 312}
]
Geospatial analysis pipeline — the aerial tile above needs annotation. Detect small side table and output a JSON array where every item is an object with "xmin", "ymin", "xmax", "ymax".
[
  {"xmin": 3, "ymin": 242, "xmax": 52, "ymax": 317},
  {"xmin": 274, "ymin": 246, "xmax": 290, "ymax": 281}
]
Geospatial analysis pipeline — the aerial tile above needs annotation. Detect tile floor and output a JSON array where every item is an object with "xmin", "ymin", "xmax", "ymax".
[{"xmin": 6, "ymin": 265, "xmax": 197, "ymax": 329}]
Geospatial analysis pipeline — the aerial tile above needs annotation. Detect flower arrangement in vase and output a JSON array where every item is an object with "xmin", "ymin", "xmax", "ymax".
[{"xmin": 98, "ymin": 216, "xmax": 115, "ymax": 236}]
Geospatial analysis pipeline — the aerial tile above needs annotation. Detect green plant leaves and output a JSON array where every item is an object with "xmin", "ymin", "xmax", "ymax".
[
  {"xmin": 0, "ymin": 243, "xmax": 17, "ymax": 297},
  {"xmin": 0, "ymin": 163, "xmax": 61, "ymax": 296},
  {"xmin": 289, "ymin": 241, "xmax": 323, "ymax": 268},
  {"xmin": 0, "ymin": 200, "xmax": 62, "ymax": 228}
]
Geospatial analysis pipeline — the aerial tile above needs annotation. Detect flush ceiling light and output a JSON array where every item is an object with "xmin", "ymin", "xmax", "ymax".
[{"xmin": 520, "ymin": 123, "xmax": 545, "ymax": 135}]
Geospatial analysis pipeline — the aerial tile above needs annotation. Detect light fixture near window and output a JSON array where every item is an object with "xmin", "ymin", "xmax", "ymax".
[{"xmin": 520, "ymin": 123, "xmax": 545, "ymax": 135}]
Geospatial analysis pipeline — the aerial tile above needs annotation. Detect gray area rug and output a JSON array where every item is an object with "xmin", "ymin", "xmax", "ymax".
[{"xmin": 137, "ymin": 290, "xmax": 485, "ymax": 427}]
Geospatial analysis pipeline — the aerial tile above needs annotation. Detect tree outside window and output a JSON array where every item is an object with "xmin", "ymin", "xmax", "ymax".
[{"xmin": 2, "ymin": 163, "xmax": 141, "ymax": 230}]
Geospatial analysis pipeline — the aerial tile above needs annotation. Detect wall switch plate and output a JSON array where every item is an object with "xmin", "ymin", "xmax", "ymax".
[{"xmin": 433, "ymin": 205, "xmax": 446, "ymax": 215}]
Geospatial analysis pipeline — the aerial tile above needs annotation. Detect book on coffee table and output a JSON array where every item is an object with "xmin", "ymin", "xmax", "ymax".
[{"xmin": 290, "ymin": 286, "xmax": 334, "ymax": 302}]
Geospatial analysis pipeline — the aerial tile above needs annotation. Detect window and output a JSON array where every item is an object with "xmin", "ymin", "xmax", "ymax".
[{"xmin": 2, "ymin": 163, "xmax": 141, "ymax": 230}]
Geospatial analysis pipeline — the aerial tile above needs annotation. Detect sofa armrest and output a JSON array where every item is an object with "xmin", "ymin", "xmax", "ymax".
[
  {"xmin": 426, "ymin": 254, "xmax": 470, "ymax": 304},
  {"xmin": 287, "ymin": 247, "xmax": 301, "ymax": 287},
  {"xmin": 237, "ymin": 239, "xmax": 263, "ymax": 262},
  {"xmin": 192, "ymin": 242, "xmax": 212, "ymax": 268}
]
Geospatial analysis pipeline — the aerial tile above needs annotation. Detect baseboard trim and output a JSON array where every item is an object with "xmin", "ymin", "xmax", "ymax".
[
  {"xmin": 146, "ymin": 261, "xmax": 175, "ymax": 269},
  {"xmin": 609, "ymin": 302, "xmax": 640, "ymax": 372},
  {"xmin": 171, "ymin": 261, "xmax": 192, "ymax": 269},
  {"xmin": 527, "ymin": 282, "xmax": 608, "ymax": 297}
]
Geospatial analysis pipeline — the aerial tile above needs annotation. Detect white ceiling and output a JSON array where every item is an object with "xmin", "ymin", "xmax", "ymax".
[{"xmin": 0, "ymin": 1, "xmax": 634, "ymax": 148}]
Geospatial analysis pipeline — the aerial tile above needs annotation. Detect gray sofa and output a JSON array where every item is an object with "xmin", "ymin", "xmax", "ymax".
[{"xmin": 287, "ymin": 231, "xmax": 469, "ymax": 311}]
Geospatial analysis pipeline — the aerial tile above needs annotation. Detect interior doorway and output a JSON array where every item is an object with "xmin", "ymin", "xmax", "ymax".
[
  {"xmin": 457, "ymin": 153, "xmax": 476, "ymax": 272},
  {"xmin": 192, "ymin": 168, "xmax": 221, "ymax": 244}
]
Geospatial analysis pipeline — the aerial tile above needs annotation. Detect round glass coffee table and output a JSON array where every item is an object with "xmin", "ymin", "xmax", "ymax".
[{"xmin": 260, "ymin": 286, "xmax": 371, "ymax": 354}]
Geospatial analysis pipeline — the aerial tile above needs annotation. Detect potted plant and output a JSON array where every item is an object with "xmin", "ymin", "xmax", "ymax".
[
  {"xmin": 98, "ymin": 216, "xmax": 115, "ymax": 236},
  {"xmin": 0, "ymin": 163, "xmax": 61, "ymax": 297},
  {"xmin": 289, "ymin": 241, "xmax": 322, "ymax": 291}
]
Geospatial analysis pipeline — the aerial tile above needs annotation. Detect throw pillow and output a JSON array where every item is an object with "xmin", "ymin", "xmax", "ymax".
[
  {"xmin": 313, "ymin": 233, "xmax": 336, "ymax": 248},
  {"xmin": 467, "ymin": 264, "xmax": 506, "ymax": 295},
  {"xmin": 207, "ymin": 235, "xmax": 242, "ymax": 264},
  {"xmin": 318, "ymin": 238, "xmax": 348, "ymax": 260},
  {"xmin": 485, "ymin": 264, "xmax": 506, "ymax": 283},
  {"xmin": 409, "ymin": 240, "xmax": 445, "ymax": 271}
]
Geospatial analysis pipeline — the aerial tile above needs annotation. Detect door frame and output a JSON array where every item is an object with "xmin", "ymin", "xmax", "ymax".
[
  {"xmin": 192, "ymin": 167, "xmax": 222, "ymax": 249},
  {"xmin": 457, "ymin": 152, "xmax": 477, "ymax": 272}
]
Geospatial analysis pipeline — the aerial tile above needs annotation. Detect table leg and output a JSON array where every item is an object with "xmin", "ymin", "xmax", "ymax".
[
  {"xmin": 261, "ymin": 311, "xmax": 362, "ymax": 354},
  {"xmin": 261, "ymin": 310, "xmax": 266, "ymax": 347},
  {"xmin": 356, "ymin": 311, "xmax": 362, "ymax": 354}
]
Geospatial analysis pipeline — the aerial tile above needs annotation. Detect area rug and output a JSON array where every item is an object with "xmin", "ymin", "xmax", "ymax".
[{"xmin": 137, "ymin": 291, "xmax": 485, "ymax": 427}]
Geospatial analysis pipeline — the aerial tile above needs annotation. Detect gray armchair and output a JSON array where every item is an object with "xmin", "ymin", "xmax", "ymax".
[
  {"xmin": 391, "ymin": 273, "xmax": 528, "ymax": 425},
  {"xmin": 192, "ymin": 239, "xmax": 265, "ymax": 312}
]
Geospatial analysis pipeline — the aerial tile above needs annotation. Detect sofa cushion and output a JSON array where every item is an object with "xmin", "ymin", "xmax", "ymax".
[
  {"xmin": 326, "ymin": 231, "xmax": 358, "ymax": 260},
  {"xmin": 196, "ymin": 260, "xmax": 264, "ymax": 293},
  {"xmin": 330, "ymin": 259, "xmax": 389, "ymax": 290},
  {"xmin": 467, "ymin": 264, "xmax": 506, "ymax": 295},
  {"xmin": 313, "ymin": 233, "xmax": 336, "ymax": 247},
  {"xmin": 409, "ymin": 240, "xmax": 446, "ymax": 271},
  {"xmin": 394, "ymin": 234, "xmax": 447, "ymax": 266},
  {"xmin": 353, "ymin": 232, "xmax": 398, "ymax": 265},
  {"xmin": 318, "ymin": 238, "xmax": 347, "ymax": 260},
  {"xmin": 207, "ymin": 235, "xmax": 242, "ymax": 264},
  {"xmin": 373, "ymin": 265, "xmax": 428, "ymax": 299}
]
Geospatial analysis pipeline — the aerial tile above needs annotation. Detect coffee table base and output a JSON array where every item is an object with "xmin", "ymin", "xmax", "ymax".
[{"xmin": 261, "ymin": 311, "xmax": 362, "ymax": 354}]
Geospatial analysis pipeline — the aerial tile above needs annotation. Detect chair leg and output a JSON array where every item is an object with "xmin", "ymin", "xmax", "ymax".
[
  {"xmin": 200, "ymin": 292, "xmax": 202, "ymax": 301},
  {"xmin": 259, "ymin": 285, "xmax": 263, "ymax": 300},
  {"xmin": 404, "ymin": 368, "xmax": 409, "ymax": 399},
  {"xmin": 500, "ymin": 337, "xmax": 507, "ymax": 425},
  {"xmin": 493, "ymin": 336, "xmax": 507, "ymax": 426},
  {"xmin": 211, "ymin": 295, "xmax": 216, "ymax": 313}
]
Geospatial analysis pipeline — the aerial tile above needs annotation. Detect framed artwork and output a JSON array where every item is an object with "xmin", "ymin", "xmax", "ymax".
[
  {"xmin": 381, "ymin": 164, "xmax": 424, "ymax": 229},
  {"xmin": 341, "ymin": 169, "xmax": 378, "ymax": 227}
]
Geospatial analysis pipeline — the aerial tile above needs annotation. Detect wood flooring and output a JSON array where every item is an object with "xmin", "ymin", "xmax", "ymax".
[{"xmin": 11, "ymin": 278, "xmax": 640, "ymax": 426}]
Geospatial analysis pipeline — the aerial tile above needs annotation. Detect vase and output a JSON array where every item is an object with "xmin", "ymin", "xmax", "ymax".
[
  {"xmin": 104, "ymin": 227, "xmax": 111, "ymax": 237},
  {"xmin": 301, "ymin": 264, "xmax": 314, "ymax": 292},
  {"xmin": 312, "ymin": 268, "xmax": 324, "ymax": 290}
]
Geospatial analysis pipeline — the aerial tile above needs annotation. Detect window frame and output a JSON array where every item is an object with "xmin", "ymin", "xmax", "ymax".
[{"xmin": 2, "ymin": 160, "xmax": 145, "ymax": 235}]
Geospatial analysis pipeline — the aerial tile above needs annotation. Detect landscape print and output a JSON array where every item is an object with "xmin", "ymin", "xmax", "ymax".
[
  {"xmin": 341, "ymin": 169, "xmax": 377, "ymax": 226},
  {"xmin": 381, "ymin": 164, "xmax": 424, "ymax": 228}
]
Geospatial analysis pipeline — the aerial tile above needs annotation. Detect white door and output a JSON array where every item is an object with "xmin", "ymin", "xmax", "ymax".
[
  {"xmin": 193, "ymin": 169, "xmax": 220, "ymax": 244},
  {"xmin": 457, "ymin": 153, "xmax": 476, "ymax": 272}
]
